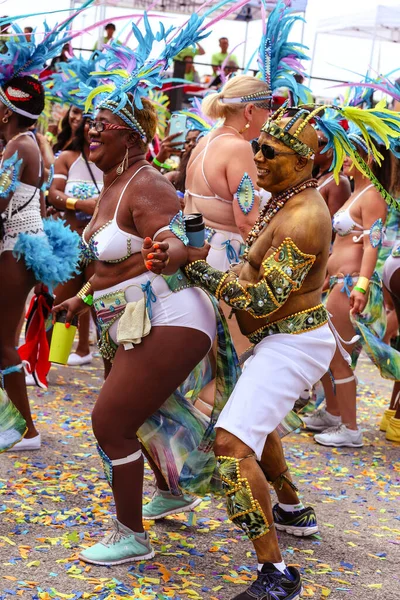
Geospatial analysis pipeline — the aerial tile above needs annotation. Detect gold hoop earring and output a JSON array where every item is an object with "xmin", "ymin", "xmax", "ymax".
[
  {"xmin": 116, "ymin": 147, "xmax": 129, "ymax": 175},
  {"xmin": 2, "ymin": 117, "xmax": 8, "ymax": 124},
  {"xmin": 239, "ymin": 122, "xmax": 250, "ymax": 134}
]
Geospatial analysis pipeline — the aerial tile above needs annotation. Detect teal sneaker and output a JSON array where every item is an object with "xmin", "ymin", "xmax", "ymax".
[
  {"xmin": 79, "ymin": 519, "xmax": 155, "ymax": 566},
  {"xmin": 143, "ymin": 488, "xmax": 202, "ymax": 520}
]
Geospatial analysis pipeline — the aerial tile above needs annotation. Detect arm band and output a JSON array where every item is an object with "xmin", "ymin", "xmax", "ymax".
[
  {"xmin": 66, "ymin": 197, "xmax": 78, "ymax": 211},
  {"xmin": 186, "ymin": 238, "xmax": 316, "ymax": 318},
  {"xmin": 153, "ymin": 157, "xmax": 172, "ymax": 170},
  {"xmin": 356, "ymin": 276, "xmax": 369, "ymax": 293}
]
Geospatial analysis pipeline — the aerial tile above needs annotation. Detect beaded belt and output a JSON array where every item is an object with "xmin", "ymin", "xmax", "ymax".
[{"xmin": 247, "ymin": 304, "xmax": 328, "ymax": 345}]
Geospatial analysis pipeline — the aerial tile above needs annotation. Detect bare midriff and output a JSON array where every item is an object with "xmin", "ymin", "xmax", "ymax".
[{"xmin": 327, "ymin": 235, "xmax": 363, "ymax": 277}]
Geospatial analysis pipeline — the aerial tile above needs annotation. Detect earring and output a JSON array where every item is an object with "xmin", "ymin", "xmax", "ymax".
[
  {"xmin": 2, "ymin": 117, "xmax": 8, "ymax": 124},
  {"xmin": 239, "ymin": 122, "xmax": 250, "ymax": 134},
  {"xmin": 116, "ymin": 148, "xmax": 129, "ymax": 175}
]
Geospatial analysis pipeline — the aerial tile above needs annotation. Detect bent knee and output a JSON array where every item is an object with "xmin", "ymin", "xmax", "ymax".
[{"xmin": 214, "ymin": 428, "xmax": 252, "ymax": 458}]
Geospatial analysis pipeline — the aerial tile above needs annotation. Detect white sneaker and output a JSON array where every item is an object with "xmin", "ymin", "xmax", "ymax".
[
  {"xmin": 67, "ymin": 352, "xmax": 93, "ymax": 366},
  {"xmin": 302, "ymin": 408, "xmax": 341, "ymax": 432},
  {"xmin": 314, "ymin": 424, "xmax": 363, "ymax": 448},
  {"xmin": 25, "ymin": 373, "xmax": 36, "ymax": 386},
  {"xmin": 6, "ymin": 433, "xmax": 41, "ymax": 451}
]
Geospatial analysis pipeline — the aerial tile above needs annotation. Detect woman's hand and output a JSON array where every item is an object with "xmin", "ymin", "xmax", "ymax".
[
  {"xmin": 155, "ymin": 132, "xmax": 184, "ymax": 164},
  {"xmin": 350, "ymin": 288, "xmax": 368, "ymax": 316},
  {"xmin": 187, "ymin": 243, "xmax": 210, "ymax": 264},
  {"xmin": 53, "ymin": 296, "xmax": 89, "ymax": 324},
  {"xmin": 142, "ymin": 237, "xmax": 170, "ymax": 274}
]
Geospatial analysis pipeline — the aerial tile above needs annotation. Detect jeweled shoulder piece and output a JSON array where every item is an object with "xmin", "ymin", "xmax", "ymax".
[
  {"xmin": 169, "ymin": 211, "xmax": 189, "ymax": 246},
  {"xmin": 369, "ymin": 218, "xmax": 384, "ymax": 248},
  {"xmin": 235, "ymin": 173, "xmax": 255, "ymax": 215},
  {"xmin": 0, "ymin": 152, "xmax": 23, "ymax": 198}
]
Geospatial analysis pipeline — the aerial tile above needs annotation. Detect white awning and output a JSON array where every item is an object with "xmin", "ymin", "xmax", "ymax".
[{"xmin": 317, "ymin": 4, "xmax": 400, "ymax": 43}]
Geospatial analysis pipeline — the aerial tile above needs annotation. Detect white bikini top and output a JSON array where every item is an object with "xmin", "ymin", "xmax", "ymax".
[
  {"xmin": 2, "ymin": 131, "xmax": 42, "ymax": 220},
  {"xmin": 81, "ymin": 165, "xmax": 170, "ymax": 264},
  {"xmin": 53, "ymin": 154, "xmax": 103, "ymax": 199},
  {"xmin": 185, "ymin": 133, "xmax": 235, "ymax": 204},
  {"xmin": 317, "ymin": 174, "xmax": 334, "ymax": 191},
  {"xmin": 332, "ymin": 184, "xmax": 374, "ymax": 243}
]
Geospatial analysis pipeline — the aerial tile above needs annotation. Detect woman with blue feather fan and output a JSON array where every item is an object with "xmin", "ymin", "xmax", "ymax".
[{"xmin": 0, "ymin": 6, "xmax": 95, "ymax": 453}]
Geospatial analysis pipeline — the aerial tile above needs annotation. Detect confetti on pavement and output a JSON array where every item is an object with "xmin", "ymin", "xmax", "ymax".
[{"xmin": 0, "ymin": 355, "xmax": 399, "ymax": 599}]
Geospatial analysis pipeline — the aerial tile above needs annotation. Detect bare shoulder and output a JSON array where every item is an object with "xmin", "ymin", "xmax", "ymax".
[
  {"xmin": 55, "ymin": 150, "xmax": 79, "ymax": 168},
  {"xmin": 275, "ymin": 190, "xmax": 331, "ymax": 255},
  {"xmin": 131, "ymin": 163, "xmax": 180, "ymax": 213}
]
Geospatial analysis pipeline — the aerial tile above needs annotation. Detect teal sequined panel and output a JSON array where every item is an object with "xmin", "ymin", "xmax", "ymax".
[
  {"xmin": 375, "ymin": 204, "xmax": 400, "ymax": 277},
  {"xmin": 138, "ymin": 295, "xmax": 241, "ymax": 496}
]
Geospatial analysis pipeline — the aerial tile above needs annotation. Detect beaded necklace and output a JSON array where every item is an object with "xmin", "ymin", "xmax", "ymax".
[{"xmin": 244, "ymin": 178, "xmax": 318, "ymax": 259}]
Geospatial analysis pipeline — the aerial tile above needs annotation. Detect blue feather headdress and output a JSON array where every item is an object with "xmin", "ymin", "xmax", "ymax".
[
  {"xmin": 257, "ymin": 0, "xmax": 310, "ymax": 104},
  {"xmin": 0, "ymin": 1, "xmax": 95, "ymax": 119},
  {"xmin": 263, "ymin": 100, "xmax": 400, "ymax": 208},
  {"xmin": 49, "ymin": 52, "xmax": 103, "ymax": 116},
  {"xmin": 85, "ymin": 12, "xmax": 214, "ymax": 141}
]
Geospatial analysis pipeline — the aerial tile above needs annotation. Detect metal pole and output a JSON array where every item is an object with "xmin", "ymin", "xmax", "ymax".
[
  {"xmin": 308, "ymin": 30, "xmax": 318, "ymax": 87},
  {"xmin": 242, "ymin": 20, "xmax": 249, "ymax": 69}
]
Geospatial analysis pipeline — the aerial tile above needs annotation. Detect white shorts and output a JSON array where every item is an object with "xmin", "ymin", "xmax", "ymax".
[
  {"xmin": 207, "ymin": 229, "xmax": 243, "ymax": 271},
  {"xmin": 216, "ymin": 323, "xmax": 336, "ymax": 459},
  {"xmin": 94, "ymin": 272, "xmax": 217, "ymax": 347},
  {"xmin": 383, "ymin": 249, "xmax": 400, "ymax": 293}
]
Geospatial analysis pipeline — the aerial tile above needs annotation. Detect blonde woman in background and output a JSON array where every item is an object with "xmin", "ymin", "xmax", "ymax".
[{"xmin": 185, "ymin": 77, "xmax": 271, "ymax": 391}]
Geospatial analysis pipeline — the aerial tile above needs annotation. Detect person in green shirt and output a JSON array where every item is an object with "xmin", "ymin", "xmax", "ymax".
[
  {"xmin": 174, "ymin": 42, "xmax": 205, "ymax": 62},
  {"xmin": 93, "ymin": 23, "xmax": 117, "ymax": 52},
  {"xmin": 183, "ymin": 56, "xmax": 200, "ymax": 83},
  {"xmin": 211, "ymin": 37, "xmax": 238, "ymax": 73}
]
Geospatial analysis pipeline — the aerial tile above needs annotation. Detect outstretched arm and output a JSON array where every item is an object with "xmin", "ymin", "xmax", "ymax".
[{"xmin": 186, "ymin": 236, "xmax": 316, "ymax": 318}]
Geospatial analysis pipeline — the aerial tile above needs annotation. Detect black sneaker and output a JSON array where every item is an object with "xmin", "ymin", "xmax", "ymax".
[
  {"xmin": 273, "ymin": 503, "xmax": 318, "ymax": 537},
  {"xmin": 233, "ymin": 563, "xmax": 302, "ymax": 600}
]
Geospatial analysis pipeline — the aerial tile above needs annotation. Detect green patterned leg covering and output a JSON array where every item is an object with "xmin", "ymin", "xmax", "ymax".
[
  {"xmin": 217, "ymin": 454, "xmax": 273, "ymax": 541},
  {"xmin": 268, "ymin": 468, "xmax": 299, "ymax": 492}
]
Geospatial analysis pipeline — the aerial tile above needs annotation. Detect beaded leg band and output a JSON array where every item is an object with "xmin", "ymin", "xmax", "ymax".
[
  {"xmin": 97, "ymin": 445, "xmax": 142, "ymax": 487},
  {"xmin": 0, "ymin": 363, "xmax": 23, "ymax": 389},
  {"xmin": 268, "ymin": 468, "xmax": 299, "ymax": 493},
  {"xmin": 217, "ymin": 454, "xmax": 273, "ymax": 541}
]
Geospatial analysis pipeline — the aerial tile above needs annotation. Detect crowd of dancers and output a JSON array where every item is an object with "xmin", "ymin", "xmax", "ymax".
[{"xmin": 0, "ymin": 2, "xmax": 400, "ymax": 599}]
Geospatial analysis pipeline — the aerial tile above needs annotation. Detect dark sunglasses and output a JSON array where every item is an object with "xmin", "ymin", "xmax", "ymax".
[
  {"xmin": 251, "ymin": 140, "xmax": 295, "ymax": 159},
  {"xmin": 88, "ymin": 119, "xmax": 131, "ymax": 133}
]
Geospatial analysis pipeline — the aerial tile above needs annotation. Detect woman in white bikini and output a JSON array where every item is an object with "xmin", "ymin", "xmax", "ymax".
[
  {"xmin": 49, "ymin": 117, "xmax": 103, "ymax": 367},
  {"xmin": 185, "ymin": 75, "xmax": 270, "ymax": 272},
  {"xmin": 304, "ymin": 144, "xmax": 393, "ymax": 448},
  {"xmin": 53, "ymin": 96, "xmax": 218, "ymax": 566}
]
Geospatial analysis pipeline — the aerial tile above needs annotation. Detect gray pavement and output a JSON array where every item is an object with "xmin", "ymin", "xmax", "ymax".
[{"xmin": 0, "ymin": 353, "xmax": 399, "ymax": 600}]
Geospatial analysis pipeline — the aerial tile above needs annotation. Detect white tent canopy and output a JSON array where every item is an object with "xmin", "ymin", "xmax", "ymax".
[
  {"xmin": 317, "ymin": 4, "xmax": 400, "ymax": 43},
  {"xmin": 309, "ymin": 4, "xmax": 400, "ymax": 89},
  {"xmin": 71, "ymin": 0, "xmax": 307, "ymax": 20}
]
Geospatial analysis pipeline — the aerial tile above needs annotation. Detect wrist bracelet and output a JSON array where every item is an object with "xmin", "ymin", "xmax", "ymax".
[
  {"xmin": 77, "ymin": 282, "xmax": 93, "ymax": 305},
  {"xmin": 354, "ymin": 286, "xmax": 366, "ymax": 295},
  {"xmin": 153, "ymin": 157, "xmax": 172, "ymax": 170},
  {"xmin": 66, "ymin": 197, "xmax": 78, "ymax": 211},
  {"xmin": 356, "ymin": 276, "xmax": 369, "ymax": 291},
  {"xmin": 82, "ymin": 294, "xmax": 94, "ymax": 306}
]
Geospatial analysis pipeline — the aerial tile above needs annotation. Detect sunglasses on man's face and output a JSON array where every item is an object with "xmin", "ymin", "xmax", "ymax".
[
  {"xmin": 251, "ymin": 140, "xmax": 296, "ymax": 160},
  {"xmin": 88, "ymin": 119, "xmax": 131, "ymax": 133}
]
